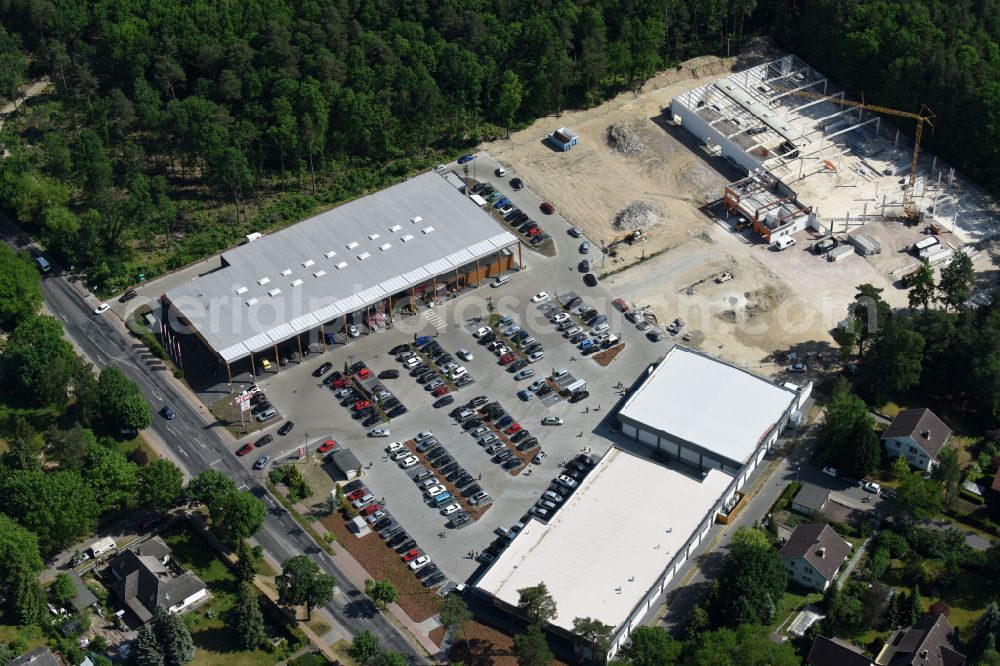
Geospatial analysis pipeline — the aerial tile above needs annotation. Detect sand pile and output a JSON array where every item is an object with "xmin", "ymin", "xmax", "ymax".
[{"xmin": 606, "ymin": 122, "xmax": 644, "ymax": 155}]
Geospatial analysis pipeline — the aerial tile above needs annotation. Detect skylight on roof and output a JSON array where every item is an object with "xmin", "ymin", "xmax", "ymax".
[
  {"xmin": 401, "ymin": 234, "xmax": 414, "ymax": 242},
  {"xmin": 389, "ymin": 224, "xmax": 402, "ymax": 232},
  {"xmin": 268, "ymin": 288, "xmax": 281, "ymax": 297},
  {"xmin": 245, "ymin": 298, "xmax": 258, "ymax": 306},
  {"xmin": 357, "ymin": 251, "xmax": 371, "ymax": 260},
  {"xmin": 257, "ymin": 277, "xmax": 270, "ymax": 285},
  {"xmin": 280, "ymin": 268, "xmax": 292, "ymax": 276},
  {"xmin": 324, "ymin": 250, "xmax": 337, "ymax": 258},
  {"xmin": 302, "ymin": 259, "xmax": 315, "ymax": 268},
  {"xmin": 379, "ymin": 243, "xmax": 391, "ymax": 251},
  {"xmin": 291, "ymin": 279, "xmax": 303, "ymax": 287},
  {"xmin": 234, "ymin": 286, "xmax": 248, "ymax": 295},
  {"xmin": 313, "ymin": 270, "xmax": 326, "ymax": 278},
  {"xmin": 335, "ymin": 261, "xmax": 348, "ymax": 270},
  {"xmin": 368, "ymin": 233, "xmax": 380, "ymax": 240},
  {"xmin": 411, "ymin": 216, "xmax": 423, "ymax": 224},
  {"xmin": 421, "ymin": 226, "xmax": 435, "ymax": 234},
  {"xmin": 346, "ymin": 241, "xmax": 359, "ymax": 249}
]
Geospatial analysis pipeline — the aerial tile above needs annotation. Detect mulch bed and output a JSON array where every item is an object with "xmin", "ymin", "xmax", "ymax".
[
  {"xmin": 429, "ymin": 626, "xmax": 446, "ymax": 647},
  {"xmin": 400, "ymin": 439, "xmax": 492, "ymax": 521},
  {"xmin": 592, "ymin": 342, "xmax": 625, "ymax": 366},
  {"xmin": 476, "ymin": 407, "xmax": 538, "ymax": 474},
  {"xmin": 448, "ymin": 620, "xmax": 571, "ymax": 666},
  {"xmin": 318, "ymin": 510, "xmax": 443, "ymax": 623}
]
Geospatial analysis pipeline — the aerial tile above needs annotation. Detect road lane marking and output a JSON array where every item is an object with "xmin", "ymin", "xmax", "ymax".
[
  {"xmin": 177, "ymin": 447, "xmax": 189, "ymax": 457},
  {"xmin": 209, "ymin": 458, "xmax": 221, "ymax": 466}
]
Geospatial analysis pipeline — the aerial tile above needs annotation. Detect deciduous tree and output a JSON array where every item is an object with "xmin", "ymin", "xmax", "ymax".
[
  {"xmin": 0, "ymin": 245, "xmax": 41, "ymax": 330},
  {"xmin": 438, "ymin": 593, "xmax": 472, "ymax": 645},
  {"xmin": 348, "ymin": 630, "xmax": 381, "ymax": 664},
  {"xmin": 365, "ymin": 578, "xmax": 397, "ymax": 610},
  {"xmin": 938, "ymin": 250, "xmax": 974, "ymax": 310},
  {"xmin": 0, "ymin": 514, "xmax": 44, "ymax": 624},
  {"xmin": 96, "ymin": 366, "xmax": 151, "ymax": 432},
  {"xmin": 211, "ymin": 489, "xmax": 266, "ymax": 546},
  {"xmin": 615, "ymin": 626, "xmax": 682, "ymax": 666},
  {"xmin": 818, "ymin": 378, "xmax": 880, "ymax": 478},
  {"xmin": 513, "ymin": 623, "xmax": 552, "ymax": 666},
  {"xmin": 896, "ymin": 471, "xmax": 943, "ymax": 521},
  {"xmin": 276, "ymin": 555, "xmax": 335, "ymax": 620},
  {"xmin": 139, "ymin": 459, "xmax": 184, "ymax": 511},
  {"xmin": 907, "ymin": 261, "xmax": 935, "ymax": 311},
  {"xmin": 2, "ymin": 314, "xmax": 77, "ymax": 406},
  {"xmin": 517, "ymin": 582, "xmax": 558, "ymax": 625},
  {"xmin": 572, "ymin": 616, "xmax": 615, "ymax": 663},
  {"xmin": 50, "ymin": 572, "xmax": 76, "ymax": 605}
]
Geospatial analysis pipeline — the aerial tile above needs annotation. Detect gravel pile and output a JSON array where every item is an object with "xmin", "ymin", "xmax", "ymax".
[
  {"xmin": 612, "ymin": 201, "xmax": 660, "ymax": 231},
  {"xmin": 606, "ymin": 122, "xmax": 644, "ymax": 155}
]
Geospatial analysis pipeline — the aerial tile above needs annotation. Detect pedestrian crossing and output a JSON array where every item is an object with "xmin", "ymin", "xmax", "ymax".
[{"xmin": 422, "ymin": 309, "xmax": 447, "ymax": 330}]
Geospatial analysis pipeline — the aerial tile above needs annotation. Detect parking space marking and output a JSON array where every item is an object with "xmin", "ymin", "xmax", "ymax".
[{"xmin": 539, "ymin": 392, "xmax": 562, "ymax": 407}]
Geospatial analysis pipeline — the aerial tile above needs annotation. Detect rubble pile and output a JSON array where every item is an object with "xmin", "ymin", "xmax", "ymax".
[
  {"xmin": 612, "ymin": 201, "xmax": 660, "ymax": 231},
  {"xmin": 606, "ymin": 122, "xmax": 644, "ymax": 155}
]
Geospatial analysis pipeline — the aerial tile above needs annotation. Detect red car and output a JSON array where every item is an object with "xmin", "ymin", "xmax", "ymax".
[
  {"xmin": 613, "ymin": 297, "xmax": 628, "ymax": 312},
  {"xmin": 431, "ymin": 385, "xmax": 450, "ymax": 397},
  {"xmin": 236, "ymin": 443, "xmax": 254, "ymax": 456},
  {"xmin": 505, "ymin": 423, "xmax": 523, "ymax": 435},
  {"xmin": 353, "ymin": 400, "xmax": 371, "ymax": 411},
  {"xmin": 346, "ymin": 488, "xmax": 367, "ymax": 501},
  {"xmin": 361, "ymin": 503, "xmax": 382, "ymax": 516},
  {"xmin": 500, "ymin": 353, "xmax": 516, "ymax": 365},
  {"xmin": 318, "ymin": 439, "xmax": 337, "ymax": 454},
  {"xmin": 332, "ymin": 378, "xmax": 349, "ymax": 389},
  {"xmin": 401, "ymin": 548, "xmax": 421, "ymax": 562},
  {"xmin": 528, "ymin": 227, "xmax": 542, "ymax": 236},
  {"xmin": 540, "ymin": 202, "xmax": 555, "ymax": 214},
  {"xmin": 355, "ymin": 368, "xmax": 371, "ymax": 380}
]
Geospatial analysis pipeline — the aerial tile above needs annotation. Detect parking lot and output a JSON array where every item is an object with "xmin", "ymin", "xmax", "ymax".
[{"xmin": 229, "ymin": 171, "xmax": 673, "ymax": 579}]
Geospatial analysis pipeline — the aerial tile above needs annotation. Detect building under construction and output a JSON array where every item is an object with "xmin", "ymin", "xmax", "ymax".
[{"xmin": 670, "ymin": 55, "xmax": 964, "ymax": 239}]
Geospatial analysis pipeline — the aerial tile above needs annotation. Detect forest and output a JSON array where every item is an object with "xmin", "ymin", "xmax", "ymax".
[{"xmin": 0, "ymin": 0, "xmax": 999, "ymax": 292}]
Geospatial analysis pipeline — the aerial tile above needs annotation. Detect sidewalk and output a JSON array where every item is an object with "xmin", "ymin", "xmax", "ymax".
[{"xmin": 293, "ymin": 502, "xmax": 444, "ymax": 660}]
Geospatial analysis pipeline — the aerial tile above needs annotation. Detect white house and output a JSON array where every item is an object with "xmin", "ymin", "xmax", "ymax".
[
  {"xmin": 881, "ymin": 408, "xmax": 952, "ymax": 473},
  {"xmin": 779, "ymin": 523, "xmax": 851, "ymax": 592}
]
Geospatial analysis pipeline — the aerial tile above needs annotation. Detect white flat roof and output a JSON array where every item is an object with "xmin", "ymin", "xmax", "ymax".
[
  {"xmin": 618, "ymin": 346, "xmax": 797, "ymax": 465},
  {"xmin": 475, "ymin": 448, "xmax": 733, "ymax": 633}
]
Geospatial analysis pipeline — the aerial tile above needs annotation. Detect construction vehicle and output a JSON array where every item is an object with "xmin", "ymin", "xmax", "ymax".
[
  {"xmin": 774, "ymin": 88, "xmax": 934, "ymax": 221},
  {"xmin": 605, "ymin": 229, "xmax": 644, "ymax": 256}
]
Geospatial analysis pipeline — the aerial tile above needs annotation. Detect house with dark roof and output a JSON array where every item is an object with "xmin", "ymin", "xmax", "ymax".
[
  {"xmin": 881, "ymin": 408, "xmax": 952, "ymax": 472},
  {"xmin": 875, "ymin": 613, "xmax": 966, "ymax": 666},
  {"xmin": 806, "ymin": 635, "xmax": 874, "ymax": 666},
  {"xmin": 106, "ymin": 537, "xmax": 207, "ymax": 627},
  {"xmin": 792, "ymin": 483, "xmax": 830, "ymax": 516},
  {"xmin": 67, "ymin": 572, "xmax": 97, "ymax": 612},
  {"xmin": 778, "ymin": 523, "xmax": 851, "ymax": 591},
  {"xmin": 9, "ymin": 647, "xmax": 63, "ymax": 666}
]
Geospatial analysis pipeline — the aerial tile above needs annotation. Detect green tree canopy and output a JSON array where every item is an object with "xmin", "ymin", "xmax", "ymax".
[
  {"xmin": 615, "ymin": 626, "xmax": 682, "ymax": 666},
  {"xmin": 232, "ymin": 583, "xmax": 266, "ymax": 650},
  {"xmin": 136, "ymin": 606, "xmax": 194, "ymax": 666},
  {"xmin": 85, "ymin": 443, "xmax": 139, "ymax": 513},
  {"xmin": 276, "ymin": 555, "xmax": 336, "ymax": 620},
  {"xmin": 1, "ymin": 468, "xmax": 101, "ymax": 554},
  {"xmin": 96, "ymin": 366, "xmax": 151, "ymax": 432},
  {"xmin": 364, "ymin": 578, "xmax": 398, "ymax": 610},
  {"xmin": 859, "ymin": 315, "xmax": 925, "ymax": 406},
  {"xmin": 1, "ymin": 314, "xmax": 77, "ymax": 406},
  {"xmin": 687, "ymin": 624, "xmax": 800, "ymax": 666},
  {"xmin": 438, "ymin": 593, "xmax": 473, "ymax": 645},
  {"xmin": 0, "ymin": 513, "xmax": 45, "ymax": 624},
  {"xmin": 348, "ymin": 630, "xmax": 381, "ymax": 664},
  {"xmin": 50, "ymin": 572, "xmax": 76, "ymax": 606},
  {"xmin": 517, "ymin": 582, "xmax": 558, "ymax": 625},
  {"xmin": 210, "ymin": 488, "xmax": 266, "ymax": 546},
  {"xmin": 139, "ymin": 459, "xmax": 184, "ymax": 511},
  {"xmin": 896, "ymin": 470, "xmax": 943, "ymax": 521},
  {"xmin": 513, "ymin": 623, "xmax": 553, "ymax": 666},
  {"xmin": 0, "ymin": 246, "xmax": 42, "ymax": 330},
  {"xmin": 707, "ymin": 533, "xmax": 787, "ymax": 628},
  {"xmin": 818, "ymin": 378, "xmax": 880, "ymax": 478},
  {"xmin": 938, "ymin": 250, "xmax": 974, "ymax": 310},
  {"xmin": 187, "ymin": 469, "xmax": 235, "ymax": 505}
]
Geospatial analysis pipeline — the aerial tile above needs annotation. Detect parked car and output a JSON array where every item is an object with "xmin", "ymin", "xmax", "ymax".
[
  {"xmin": 863, "ymin": 481, "xmax": 882, "ymax": 494},
  {"xmin": 568, "ymin": 227, "xmax": 583, "ymax": 237},
  {"xmin": 540, "ymin": 202, "xmax": 555, "ymax": 214},
  {"xmin": 514, "ymin": 368, "xmax": 535, "ymax": 380},
  {"xmin": 542, "ymin": 416, "xmax": 563, "ymax": 426},
  {"xmin": 583, "ymin": 273, "xmax": 598, "ymax": 287},
  {"xmin": 236, "ymin": 443, "xmax": 254, "ymax": 456},
  {"xmin": 822, "ymin": 467, "xmax": 838, "ymax": 477},
  {"xmin": 314, "ymin": 362, "xmax": 333, "ymax": 377},
  {"xmin": 379, "ymin": 369, "xmax": 400, "ymax": 379}
]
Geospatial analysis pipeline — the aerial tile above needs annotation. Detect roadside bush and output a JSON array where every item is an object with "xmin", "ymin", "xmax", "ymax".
[{"xmin": 874, "ymin": 530, "xmax": 910, "ymax": 558}]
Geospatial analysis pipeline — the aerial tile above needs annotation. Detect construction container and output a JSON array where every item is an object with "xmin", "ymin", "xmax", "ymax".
[
  {"xmin": 924, "ymin": 247, "xmax": 954, "ymax": 266},
  {"xmin": 913, "ymin": 237, "xmax": 939, "ymax": 255},
  {"xmin": 827, "ymin": 245, "xmax": 855, "ymax": 262},
  {"xmin": 848, "ymin": 233, "xmax": 881, "ymax": 256}
]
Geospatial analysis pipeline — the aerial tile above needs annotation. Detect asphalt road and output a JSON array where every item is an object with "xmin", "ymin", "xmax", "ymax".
[{"xmin": 0, "ymin": 219, "xmax": 428, "ymax": 662}]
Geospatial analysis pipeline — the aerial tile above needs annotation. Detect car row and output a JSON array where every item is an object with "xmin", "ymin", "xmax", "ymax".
[
  {"xmin": 530, "ymin": 454, "xmax": 596, "ymax": 521},
  {"xmin": 461, "ymin": 397, "xmax": 538, "ymax": 471},
  {"xmin": 346, "ymin": 478, "xmax": 448, "ymax": 589},
  {"xmin": 398, "ymin": 338, "xmax": 476, "ymax": 394},
  {"xmin": 470, "ymin": 180, "xmax": 550, "ymax": 246},
  {"xmin": 395, "ymin": 435, "xmax": 481, "ymax": 528},
  {"xmin": 543, "ymin": 299, "xmax": 619, "ymax": 358},
  {"xmin": 330, "ymin": 361, "xmax": 403, "ymax": 428}
]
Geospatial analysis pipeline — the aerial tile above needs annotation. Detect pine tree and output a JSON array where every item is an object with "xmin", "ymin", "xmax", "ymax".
[
  {"xmin": 883, "ymin": 592, "xmax": 900, "ymax": 630},
  {"xmin": 907, "ymin": 585, "xmax": 923, "ymax": 626},
  {"xmin": 146, "ymin": 606, "xmax": 194, "ymax": 666},
  {"xmin": 233, "ymin": 583, "xmax": 266, "ymax": 650},
  {"xmin": 234, "ymin": 539, "xmax": 256, "ymax": 586},
  {"xmin": 136, "ymin": 622, "xmax": 165, "ymax": 666}
]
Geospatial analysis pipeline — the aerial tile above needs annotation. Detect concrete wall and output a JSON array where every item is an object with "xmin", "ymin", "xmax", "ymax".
[{"xmin": 671, "ymin": 100, "xmax": 763, "ymax": 175}]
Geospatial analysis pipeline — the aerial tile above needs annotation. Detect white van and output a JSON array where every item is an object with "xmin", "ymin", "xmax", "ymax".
[
  {"xmin": 491, "ymin": 275, "xmax": 510, "ymax": 288},
  {"xmin": 773, "ymin": 236, "xmax": 796, "ymax": 251},
  {"xmin": 35, "ymin": 256, "xmax": 51, "ymax": 273},
  {"xmin": 88, "ymin": 536, "xmax": 117, "ymax": 559}
]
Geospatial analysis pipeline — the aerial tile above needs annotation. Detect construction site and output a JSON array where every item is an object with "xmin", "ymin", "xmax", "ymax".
[{"xmin": 485, "ymin": 50, "xmax": 1000, "ymax": 374}]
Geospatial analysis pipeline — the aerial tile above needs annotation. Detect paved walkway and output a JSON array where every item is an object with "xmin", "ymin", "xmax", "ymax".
[
  {"xmin": 293, "ymin": 502, "xmax": 444, "ymax": 660},
  {"xmin": 836, "ymin": 535, "xmax": 871, "ymax": 588}
]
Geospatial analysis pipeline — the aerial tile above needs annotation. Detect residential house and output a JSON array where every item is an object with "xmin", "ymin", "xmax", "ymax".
[
  {"xmin": 106, "ymin": 537, "xmax": 207, "ymax": 627},
  {"xmin": 792, "ymin": 483, "xmax": 830, "ymax": 517},
  {"xmin": 67, "ymin": 572, "xmax": 97, "ymax": 613},
  {"xmin": 807, "ymin": 635, "xmax": 874, "ymax": 666},
  {"xmin": 881, "ymin": 408, "xmax": 952, "ymax": 472},
  {"xmin": 778, "ymin": 523, "xmax": 852, "ymax": 591},
  {"xmin": 9, "ymin": 647, "xmax": 63, "ymax": 666},
  {"xmin": 876, "ymin": 613, "xmax": 966, "ymax": 666}
]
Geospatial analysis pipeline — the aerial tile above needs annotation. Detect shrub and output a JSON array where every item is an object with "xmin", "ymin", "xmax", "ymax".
[{"xmin": 929, "ymin": 600, "xmax": 951, "ymax": 617}]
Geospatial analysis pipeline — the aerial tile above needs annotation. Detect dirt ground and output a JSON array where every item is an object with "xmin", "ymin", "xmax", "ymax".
[{"xmin": 487, "ymin": 53, "xmax": 1000, "ymax": 377}]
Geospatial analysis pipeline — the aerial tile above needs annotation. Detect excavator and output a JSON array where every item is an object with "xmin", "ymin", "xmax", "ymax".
[{"xmin": 605, "ymin": 229, "xmax": 644, "ymax": 256}]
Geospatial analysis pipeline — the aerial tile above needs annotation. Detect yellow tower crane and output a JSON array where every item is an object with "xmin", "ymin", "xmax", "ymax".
[{"xmin": 776, "ymin": 89, "xmax": 935, "ymax": 220}]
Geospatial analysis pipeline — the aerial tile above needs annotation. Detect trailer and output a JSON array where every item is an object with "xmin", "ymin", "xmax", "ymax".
[
  {"xmin": 912, "ymin": 236, "xmax": 939, "ymax": 255},
  {"xmin": 826, "ymin": 245, "xmax": 855, "ymax": 262},
  {"xmin": 924, "ymin": 247, "xmax": 954, "ymax": 266},
  {"xmin": 548, "ymin": 127, "xmax": 579, "ymax": 151}
]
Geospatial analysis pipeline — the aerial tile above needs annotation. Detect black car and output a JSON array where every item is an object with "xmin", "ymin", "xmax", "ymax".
[
  {"xmin": 390, "ymin": 344, "xmax": 410, "ymax": 355},
  {"xmin": 277, "ymin": 421, "xmax": 294, "ymax": 436},
  {"xmin": 569, "ymin": 390, "xmax": 590, "ymax": 403},
  {"xmin": 383, "ymin": 397, "xmax": 400, "ymax": 410},
  {"xmin": 462, "ymin": 418, "xmax": 484, "ymax": 431},
  {"xmin": 511, "ymin": 429, "xmax": 530, "ymax": 443},
  {"xmin": 565, "ymin": 296, "xmax": 583, "ymax": 309},
  {"xmin": 440, "ymin": 461, "xmax": 460, "ymax": 476},
  {"xmin": 418, "ymin": 371, "xmax": 437, "ymax": 384},
  {"xmin": 480, "ymin": 332, "xmax": 497, "ymax": 344},
  {"xmin": 434, "ymin": 395, "xmax": 455, "ymax": 408},
  {"xmin": 570, "ymin": 332, "xmax": 587, "ymax": 344},
  {"xmin": 530, "ymin": 234, "xmax": 547, "ymax": 245},
  {"xmin": 582, "ymin": 345, "xmax": 600, "ymax": 356},
  {"xmin": 388, "ymin": 531, "xmax": 410, "ymax": 547},
  {"xmin": 450, "ymin": 513, "xmax": 471, "ymax": 530},
  {"xmin": 435, "ymin": 354, "xmax": 454, "ymax": 367},
  {"xmin": 120, "ymin": 288, "xmax": 138, "ymax": 302},
  {"xmin": 425, "ymin": 446, "xmax": 446, "ymax": 461},
  {"xmin": 251, "ymin": 401, "xmax": 272, "ymax": 415},
  {"xmin": 580, "ymin": 309, "xmax": 597, "ymax": 321},
  {"xmin": 583, "ymin": 273, "xmax": 598, "ymax": 287},
  {"xmin": 387, "ymin": 405, "xmax": 407, "ymax": 418},
  {"xmin": 445, "ymin": 467, "xmax": 465, "ymax": 482},
  {"xmin": 508, "ymin": 359, "xmax": 528, "ymax": 373},
  {"xmin": 647, "ymin": 330, "xmax": 663, "ymax": 342},
  {"xmin": 250, "ymin": 393, "xmax": 269, "ymax": 405},
  {"xmin": 456, "ymin": 375, "xmax": 474, "ymax": 388},
  {"xmin": 414, "ymin": 563, "xmax": 439, "ymax": 580},
  {"xmin": 536, "ymin": 385, "xmax": 553, "ymax": 397},
  {"xmin": 504, "ymin": 207, "xmax": 521, "ymax": 220},
  {"xmin": 432, "ymin": 455, "xmax": 455, "ymax": 469},
  {"xmin": 410, "ymin": 364, "xmax": 429, "ymax": 376},
  {"xmin": 423, "ymin": 572, "xmax": 446, "ymax": 588},
  {"xmin": 395, "ymin": 538, "xmax": 417, "ymax": 553},
  {"xmin": 517, "ymin": 437, "xmax": 539, "ymax": 451},
  {"xmin": 350, "ymin": 361, "xmax": 366, "ymax": 374},
  {"xmin": 362, "ymin": 414, "xmax": 381, "ymax": 428},
  {"xmin": 510, "ymin": 177, "xmax": 523, "ymax": 190},
  {"xmin": 462, "ymin": 484, "xmax": 482, "ymax": 498},
  {"xmin": 373, "ymin": 517, "xmax": 392, "ymax": 531},
  {"xmin": 454, "ymin": 474, "xmax": 475, "ymax": 489},
  {"xmin": 379, "ymin": 369, "xmax": 400, "ymax": 379},
  {"xmin": 344, "ymin": 480, "xmax": 365, "ymax": 494},
  {"xmin": 355, "ymin": 407, "xmax": 376, "ymax": 419},
  {"xmin": 314, "ymin": 362, "xmax": 333, "ymax": 377},
  {"xmin": 380, "ymin": 523, "xmax": 401, "ymax": 540},
  {"xmin": 255, "ymin": 434, "xmax": 273, "ymax": 447},
  {"xmin": 503, "ymin": 457, "xmax": 522, "ymax": 470}
]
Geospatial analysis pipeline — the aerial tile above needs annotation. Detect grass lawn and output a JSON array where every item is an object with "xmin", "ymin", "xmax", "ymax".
[
  {"xmin": 160, "ymin": 524, "xmax": 298, "ymax": 666},
  {"xmin": 920, "ymin": 571, "xmax": 995, "ymax": 640},
  {"xmin": 0, "ymin": 624, "xmax": 46, "ymax": 653},
  {"xmin": 771, "ymin": 587, "xmax": 823, "ymax": 632}
]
